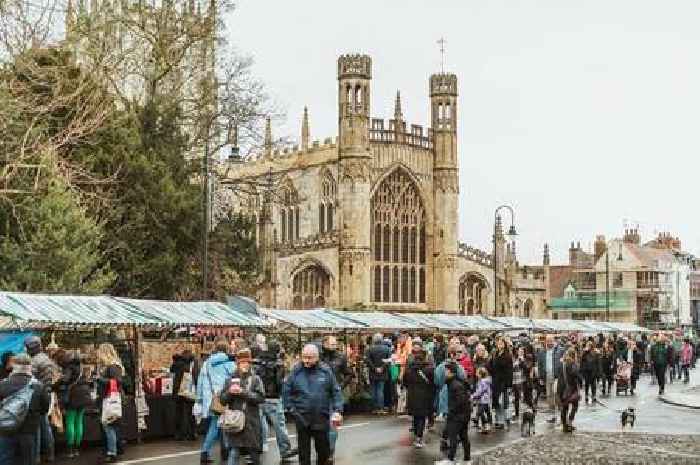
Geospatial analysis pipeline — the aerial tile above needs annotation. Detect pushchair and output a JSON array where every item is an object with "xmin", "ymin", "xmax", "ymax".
[{"xmin": 615, "ymin": 361, "xmax": 632, "ymax": 396}]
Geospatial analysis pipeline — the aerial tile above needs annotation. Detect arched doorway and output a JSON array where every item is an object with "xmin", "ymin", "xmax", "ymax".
[
  {"xmin": 459, "ymin": 272, "xmax": 490, "ymax": 315},
  {"xmin": 291, "ymin": 264, "xmax": 331, "ymax": 310},
  {"xmin": 523, "ymin": 298, "xmax": 533, "ymax": 318}
]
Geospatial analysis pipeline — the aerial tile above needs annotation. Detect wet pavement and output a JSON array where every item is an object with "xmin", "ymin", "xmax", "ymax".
[{"xmin": 57, "ymin": 370, "xmax": 700, "ymax": 465}]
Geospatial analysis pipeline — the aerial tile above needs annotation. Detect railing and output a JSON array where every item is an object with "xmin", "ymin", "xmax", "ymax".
[{"xmin": 369, "ymin": 128, "xmax": 433, "ymax": 150}]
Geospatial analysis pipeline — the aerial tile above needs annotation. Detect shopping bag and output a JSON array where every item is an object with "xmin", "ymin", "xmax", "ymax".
[
  {"xmin": 397, "ymin": 387, "xmax": 407, "ymax": 415},
  {"xmin": 49, "ymin": 393, "xmax": 64, "ymax": 433},
  {"xmin": 101, "ymin": 392, "xmax": 123, "ymax": 425},
  {"xmin": 178, "ymin": 369, "xmax": 197, "ymax": 401}
]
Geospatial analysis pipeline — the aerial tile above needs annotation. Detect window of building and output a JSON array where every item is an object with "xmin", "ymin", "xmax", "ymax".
[
  {"xmin": 319, "ymin": 172, "xmax": 336, "ymax": 234},
  {"xmin": 613, "ymin": 272, "xmax": 623, "ymax": 288},
  {"xmin": 279, "ymin": 181, "xmax": 300, "ymax": 243},
  {"xmin": 371, "ymin": 169, "xmax": 426, "ymax": 304}
]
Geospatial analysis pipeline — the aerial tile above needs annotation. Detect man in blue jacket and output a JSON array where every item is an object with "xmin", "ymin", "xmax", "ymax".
[{"xmin": 283, "ymin": 344, "xmax": 343, "ymax": 465}]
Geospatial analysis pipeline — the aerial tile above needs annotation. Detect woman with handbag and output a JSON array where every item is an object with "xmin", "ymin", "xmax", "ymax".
[
  {"xmin": 97, "ymin": 343, "xmax": 124, "ymax": 462},
  {"xmin": 557, "ymin": 348, "xmax": 581, "ymax": 433},
  {"xmin": 402, "ymin": 347, "xmax": 434, "ymax": 449},
  {"xmin": 220, "ymin": 349, "xmax": 265, "ymax": 465}
]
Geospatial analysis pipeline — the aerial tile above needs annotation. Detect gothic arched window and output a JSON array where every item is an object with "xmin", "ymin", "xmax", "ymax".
[
  {"xmin": 371, "ymin": 169, "xmax": 426, "ymax": 304},
  {"xmin": 279, "ymin": 180, "xmax": 299, "ymax": 244},
  {"xmin": 319, "ymin": 171, "xmax": 336, "ymax": 234},
  {"xmin": 291, "ymin": 265, "xmax": 331, "ymax": 310}
]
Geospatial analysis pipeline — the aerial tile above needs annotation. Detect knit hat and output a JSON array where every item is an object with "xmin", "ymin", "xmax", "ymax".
[
  {"xmin": 236, "ymin": 348, "xmax": 252, "ymax": 363},
  {"xmin": 24, "ymin": 336, "xmax": 42, "ymax": 356}
]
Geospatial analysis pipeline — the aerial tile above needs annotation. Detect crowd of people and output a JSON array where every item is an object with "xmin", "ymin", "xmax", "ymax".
[
  {"xmin": 362, "ymin": 330, "xmax": 697, "ymax": 465},
  {"xmin": 0, "ymin": 337, "xmax": 129, "ymax": 465},
  {"xmin": 0, "ymin": 330, "xmax": 696, "ymax": 465}
]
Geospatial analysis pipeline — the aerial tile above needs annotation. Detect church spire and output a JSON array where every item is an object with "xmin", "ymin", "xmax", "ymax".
[
  {"xmin": 301, "ymin": 106, "xmax": 310, "ymax": 151},
  {"xmin": 394, "ymin": 90, "xmax": 403, "ymax": 122},
  {"xmin": 65, "ymin": 0, "xmax": 75, "ymax": 39},
  {"xmin": 543, "ymin": 243, "xmax": 550, "ymax": 266},
  {"xmin": 264, "ymin": 116, "xmax": 272, "ymax": 157}
]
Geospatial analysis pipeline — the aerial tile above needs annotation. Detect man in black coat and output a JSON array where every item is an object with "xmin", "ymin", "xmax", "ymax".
[
  {"xmin": 0, "ymin": 354, "xmax": 51, "ymax": 465},
  {"xmin": 321, "ymin": 336, "xmax": 353, "ymax": 458},
  {"xmin": 443, "ymin": 362, "xmax": 471, "ymax": 464}
]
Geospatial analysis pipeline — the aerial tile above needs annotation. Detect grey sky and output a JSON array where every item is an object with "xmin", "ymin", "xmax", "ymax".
[{"xmin": 226, "ymin": 0, "xmax": 700, "ymax": 265}]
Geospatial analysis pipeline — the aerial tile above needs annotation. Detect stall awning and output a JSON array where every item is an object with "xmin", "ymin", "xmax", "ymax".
[
  {"xmin": 600, "ymin": 321, "xmax": 652, "ymax": 333},
  {"xmin": 487, "ymin": 317, "xmax": 536, "ymax": 331},
  {"xmin": 262, "ymin": 309, "xmax": 366, "ymax": 330},
  {"xmin": 117, "ymin": 298, "xmax": 270, "ymax": 327},
  {"xmin": 329, "ymin": 311, "xmax": 422, "ymax": 330},
  {"xmin": 0, "ymin": 292, "xmax": 157, "ymax": 327}
]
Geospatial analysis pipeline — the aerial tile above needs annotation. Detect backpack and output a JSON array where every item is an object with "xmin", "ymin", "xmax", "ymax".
[{"xmin": 0, "ymin": 380, "xmax": 38, "ymax": 433}]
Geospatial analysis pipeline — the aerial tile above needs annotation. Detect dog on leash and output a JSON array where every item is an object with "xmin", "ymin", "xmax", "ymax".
[
  {"xmin": 521, "ymin": 408, "xmax": 536, "ymax": 437},
  {"xmin": 620, "ymin": 407, "xmax": 636, "ymax": 429}
]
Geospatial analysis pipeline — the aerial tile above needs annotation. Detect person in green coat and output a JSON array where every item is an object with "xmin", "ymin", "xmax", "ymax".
[{"xmin": 650, "ymin": 335, "xmax": 669, "ymax": 395}]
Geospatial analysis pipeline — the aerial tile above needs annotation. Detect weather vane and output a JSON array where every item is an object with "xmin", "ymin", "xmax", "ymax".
[{"xmin": 437, "ymin": 37, "xmax": 447, "ymax": 72}]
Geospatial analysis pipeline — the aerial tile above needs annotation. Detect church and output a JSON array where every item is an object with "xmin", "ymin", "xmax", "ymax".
[{"xmin": 219, "ymin": 54, "xmax": 547, "ymax": 317}]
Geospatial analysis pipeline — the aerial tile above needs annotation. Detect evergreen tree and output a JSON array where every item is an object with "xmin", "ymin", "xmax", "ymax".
[{"xmin": 0, "ymin": 170, "xmax": 115, "ymax": 293}]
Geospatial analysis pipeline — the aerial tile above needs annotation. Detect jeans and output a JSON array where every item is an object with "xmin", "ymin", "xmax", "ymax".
[
  {"xmin": 0, "ymin": 433, "xmax": 36, "ymax": 465},
  {"xmin": 35, "ymin": 414, "xmax": 54, "ymax": 458},
  {"xmin": 583, "ymin": 374, "xmax": 597, "ymax": 399},
  {"xmin": 682, "ymin": 364, "xmax": 690, "ymax": 383},
  {"xmin": 104, "ymin": 424, "xmax": 118, "ymax": 456},
  {"xmin": 476, "ymin": 404, "xmax": 492, "ymax": 428},
  {"xmin": 493, "ymin": 387, "xmax": 510, "ymax": 425},
  {"xmin": 227, "ymin": 445, "xmax": 260, "ymax": 465},
  {"xmin": 201, "ymin": 414, "xmax": 221, "ymax": 457},
  {"xmin": 446, "ymin": 419, "xmax": 470, "ymax": 462},
  {"xmin": 370, "ymin": 380, "xmax": 385, "ymax": 411},
  {"xmin": 260, "ymin": 400, "xmax": 292, "ymax": 455},
  {"xmin": 655, "ymin": 364, "xmax": 667, "ymax": 393},
  {"xmin": 328, "ymin": 421, "xmax": 338, "ymax": 454},
  {"xmin": 412, "ymin": 415, "xmax": 427, "ymax": 439}
]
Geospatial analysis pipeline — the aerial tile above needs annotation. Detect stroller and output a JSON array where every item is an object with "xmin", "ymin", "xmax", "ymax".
[{"xmin": 615, "ymin": 361, "xmax": 632, "ymax": 396}]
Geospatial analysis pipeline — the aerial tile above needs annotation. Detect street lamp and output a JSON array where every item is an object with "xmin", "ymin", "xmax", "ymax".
[
  {"xmin": 493, "ymin": 205, "xmax": 517, "ymax": 316},
  {"xmin": 605, "ymin": 242, "xmax": 624, "ymax": 322}
]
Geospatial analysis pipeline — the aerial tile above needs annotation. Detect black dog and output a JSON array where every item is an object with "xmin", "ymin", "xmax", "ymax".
[
  {"xmin": 621, "ymin": 407, "xmax": 636, "ymax": 429},
  {"xmin": 521, "ymin": 408, "xmax": 536, "ymax": 437}
]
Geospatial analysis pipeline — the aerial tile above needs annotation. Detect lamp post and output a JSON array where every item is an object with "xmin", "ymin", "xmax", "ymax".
[
  {"xmin": 605, "ymin": 242, "xmax": 624, "ymax": 322},
  {"xmin": 493, "ymin": 205, "xmax": 517, "ymax": 316}
]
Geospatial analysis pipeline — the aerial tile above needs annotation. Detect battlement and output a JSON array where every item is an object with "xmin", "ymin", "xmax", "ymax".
[
  {"xmin": 337, "ymin": 54, "xmax": 372, "ymax": 80},
  {"xmin": 369, "ymin": 118, "xmax": 433, "ymax": 150},
  {"xmin": 430, "ymin": 73, "xmax": 458, "ymax": 97},
  {"xmin": 459, "ymin": 243, "xmax": 493, "ymax": 268}
]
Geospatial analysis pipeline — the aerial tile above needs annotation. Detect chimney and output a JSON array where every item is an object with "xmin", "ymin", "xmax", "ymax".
[{"xmin": 594, "ymin": 235, "xmax": 607, "ymax": 262}]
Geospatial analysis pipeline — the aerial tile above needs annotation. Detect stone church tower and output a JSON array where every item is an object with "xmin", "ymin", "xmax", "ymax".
[{"xmin": 220, "ymin": 54, "xmax": 472, "ymax": 313}]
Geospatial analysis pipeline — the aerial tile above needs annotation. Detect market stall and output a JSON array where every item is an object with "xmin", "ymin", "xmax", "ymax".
[{"xmin": 0, "ymin": 292, "xmax": 270, "ymax": 443}]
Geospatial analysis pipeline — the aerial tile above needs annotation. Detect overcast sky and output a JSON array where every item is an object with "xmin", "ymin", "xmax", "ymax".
[{"xmin": 226, "ymin": 0, "xmax": 699, "ymax": 265}]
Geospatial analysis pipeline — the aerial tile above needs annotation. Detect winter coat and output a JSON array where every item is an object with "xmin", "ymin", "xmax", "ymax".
[
  {"xmin": 30, "ymin": 352, "xmax": 58, "ymax": 387},
  {"xmin": 321, "ymin": 349, "xmax": 353, "ymax": 390},
  {"xmin": 433, "ymin": 344, "xmax": 447, "ymax": 367},
  {"xmin": 681, "ymin": 343, "xmax": 694, "ymax": 366},
  {"xmin": 282, "ymin": 362, "xmax": 343, "ymax": 429},
  {"xmin": 196, "ymin": 352, "xmax": 236, "ymax": 418},
  {"xmin": 599, "ymin": 351, "xmax": 616, "ymax": 377},
  {"xmin": 471, "ymin": 376, "xmax": 492, "ymax": 405},
  {"xmin": 170, "ymin": 353, "xmax": 200, "ymax": 401},
  {"xmin": 220, "ymin": 370, "xmax": 265, "ymax": 450},
  {"xmin": 253, "ymin": 348, "xmax": 285, "ymax": 399},
  {"xmin": 434, "ymin": 361, "xmax": 465, "ymax": 416},
  {"xmin": 489, "ymin": 350, "xmax": 513, "ymax": 390},
  {"xmin": 446, "ymin": 376, "xmax": 471, "ymax": 422},
  {"xmin": 365, "ymin": 343, "xmax": 391, "ymax": 382},
  {"xmin": 0, "ymin": 373, "xmax": 50, "ymax": 435},
  {"xmin": 580, "ymin": 349, "xmax": 601, "ymax": 379},
  {"xmin": 403, "ymin": 361, "xmax": 435, "ymax": 417},
  {"xmin": 56, "ymin": 356, "xmax": 92, "ymax": 410},
  {"xmin": 458, "ymin": 354, "xmax": 475, "ymax": 379},
  {"xmin": 556, "ymin": 362, "xmax": 581, "ymax": 405},
  {"xmin": 650, "ymin": 343, "xmax": 669, "ymax": 367}
]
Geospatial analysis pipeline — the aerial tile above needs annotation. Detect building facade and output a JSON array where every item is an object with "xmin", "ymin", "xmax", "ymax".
[{"xmin": 219, "ymin": 54, "xmax": 546, "ymax": 317}]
